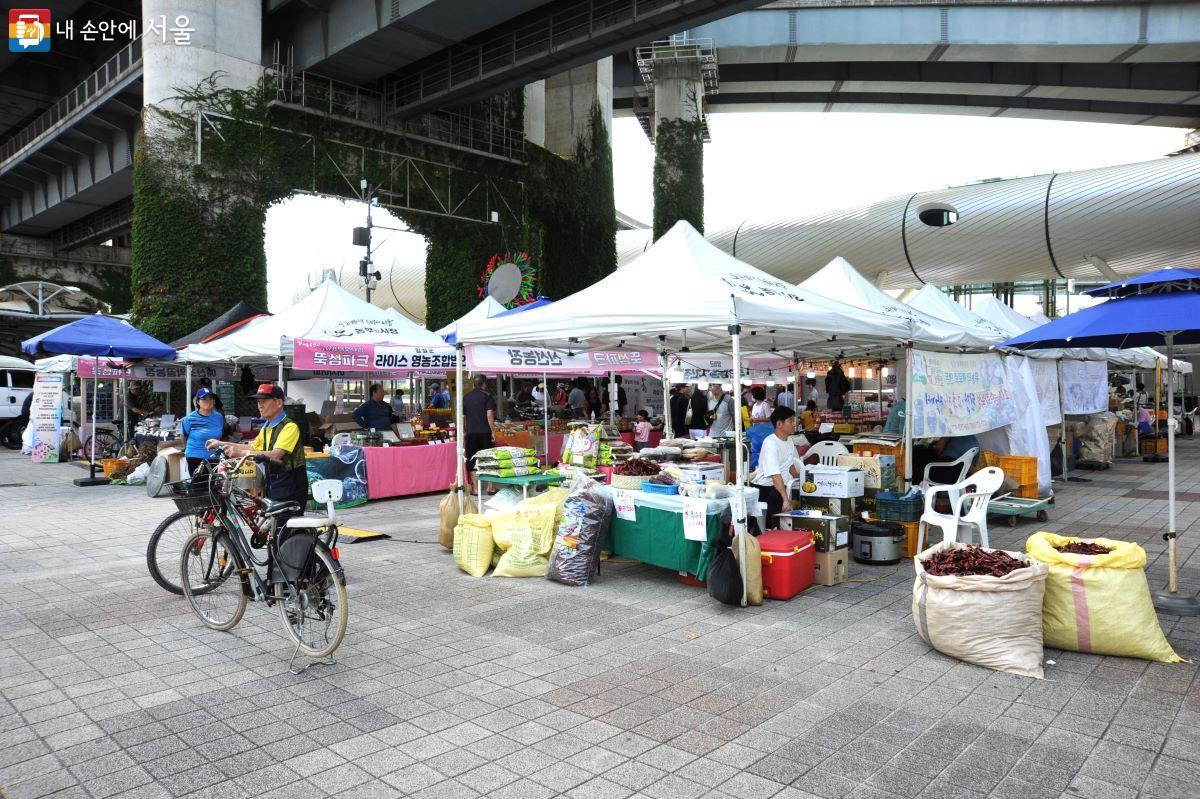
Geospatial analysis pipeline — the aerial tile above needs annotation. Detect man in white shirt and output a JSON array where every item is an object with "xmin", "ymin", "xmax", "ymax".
[
  {"xmin": 753, "ymin": 406, "xmax": 804, "ymax": 521},
  {"xmin": 776, "ymin": 385, "xmax": 795, "ymax": 410},
  {"xmin": 531, "ymin": 382, "xmax": 546, "ymax": 406}
]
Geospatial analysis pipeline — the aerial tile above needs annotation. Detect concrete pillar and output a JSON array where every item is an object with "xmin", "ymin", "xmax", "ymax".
[
  {"xmin": 524, "ymin": 81, "xmax": 546, "ymax": 149},
  {"xmin": 142, "ymin": 0, "xmax": 263, "ymax": 110},
  {"xmin": 650, "ymin": 60, "xmax": 704, "ymax": 138},
  {"xmin": 650, "ymin": 58, "xmax": 705, "ymax": 239},
  {"xmin": 543, "ymin": 58, "xmax": 612, "ymax": 158}
]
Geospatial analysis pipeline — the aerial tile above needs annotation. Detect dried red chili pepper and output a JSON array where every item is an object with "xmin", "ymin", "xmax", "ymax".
[
  {"xmin": 1054, "ymin": 541, "xmax": 1112, "ymax": 556},
  {"xmin": 922, "ymin": 546, "xmax": 1027, "ymax": 577}
]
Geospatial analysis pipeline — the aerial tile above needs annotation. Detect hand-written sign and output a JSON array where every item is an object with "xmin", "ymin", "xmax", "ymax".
[
  {"xmin": 613, "ymin": 489, "xmax": 637, "ymax": 522},
  {"xmin": 909, "ymin": 350, "xmax": 1016, "ymax": 437},
  {"xmin": 1061, "ymin": 360, "xmax": 1108, "ymax": 415},
  {"xmin": 682, "ymin": 497, "xmax": 709, "ymax": 541}
]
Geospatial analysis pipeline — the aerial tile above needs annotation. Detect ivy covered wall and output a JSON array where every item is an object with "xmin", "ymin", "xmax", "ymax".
[{"xmin": 652, "ymin": 117, "xmax": 704, "ymax": 241}]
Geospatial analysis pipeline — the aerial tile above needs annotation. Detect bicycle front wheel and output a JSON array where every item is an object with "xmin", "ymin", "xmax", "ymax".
[
  {"xmin": 275, "ymin": 546, "xmax": 348, "ymax": 660},
  {"xmin": 83, "ymin": 430, "xmax": 119, "ymax": 460},
  {"xmin": 181, "ymin": 531, "xmax": 247, "ymax": 631}
]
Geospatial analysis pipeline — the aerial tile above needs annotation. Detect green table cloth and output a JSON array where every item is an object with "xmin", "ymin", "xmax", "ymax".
[{"xmin": 607, "ymin": 502, "xmax": 729, "ymax": 580}]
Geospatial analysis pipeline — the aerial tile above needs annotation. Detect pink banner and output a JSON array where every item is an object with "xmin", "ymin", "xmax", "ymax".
[
  {"xmin": 75, "ymin": 361, "xmax": 235, "ymax": 380},
  {"xmin": 467, "ymin": 345, "xmax": 656, "ymax": 375},
  {"xmin": 293, "ymin": 339, "xmax": 455, "ymax": 373}
]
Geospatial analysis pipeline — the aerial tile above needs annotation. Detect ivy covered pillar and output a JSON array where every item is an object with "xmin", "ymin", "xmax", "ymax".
[
  {"xmin": 651, "ymin": 58, "xmax": 706, "ymax": 241},
  {"xmin": 131, "ymin": 0, "xmax": 265, "ymax": 342}
]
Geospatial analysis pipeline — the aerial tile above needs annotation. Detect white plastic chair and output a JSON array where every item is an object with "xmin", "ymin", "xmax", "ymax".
[
  {"xmin": 917, "ymin": 466, "xmax": 1004, "ymax": 551},
  {"xmin": 285, "ymin": 479, "xmax": 342, "ymax": 528},
  {"xmin": 804, "ymin": 440, "xmax": 848, "ymax": 466},
  {"xmin": 919, "ymin": 446, "xmax": 980, "ymax": 494}
]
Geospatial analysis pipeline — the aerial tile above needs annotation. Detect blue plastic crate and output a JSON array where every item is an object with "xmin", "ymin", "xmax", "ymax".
[{"xmin": 641, "ymin": 481, "xmax": 679, "ymax": 495}]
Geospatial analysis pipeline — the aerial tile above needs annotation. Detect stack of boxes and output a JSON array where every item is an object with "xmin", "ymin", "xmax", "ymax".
[{"xmin": 998, "ymin": 455, "xmax": 1039, "ymax": 499}]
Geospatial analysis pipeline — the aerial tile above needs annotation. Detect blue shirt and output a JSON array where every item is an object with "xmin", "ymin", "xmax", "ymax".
[
  {"xmin": 352, "ymin": 399, "xmax": 393, "ymax": 431},
  {"xmin": 942, "ymin": 434, "xmax": 979, "ymax": 462},
  {"xmin": 430, "ymin": 390, "xmax": 451, "ymax": 409},
  {"xmin": 180, "ymin": 410, "xmax": 225, "ymax": 459}
]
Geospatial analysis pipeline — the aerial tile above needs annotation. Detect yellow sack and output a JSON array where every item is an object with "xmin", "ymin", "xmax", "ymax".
[
  {"xmin": 1027, "ymin": 532, "xmax": 1181, "ymax": 663},
  {"xmin": 490, "ymin": 507, "xmax": 556, "ymax": 578},
  {"xmin": 438, "ymin": 485, "xmax": 477, "ymax": 550},
  {"xmin": 732, "ymin": 533, "xmax": 763, "ymax": 606},
  {"xmin": 452, "ymin": 514, "xmax": 493, "ymax": 578}
]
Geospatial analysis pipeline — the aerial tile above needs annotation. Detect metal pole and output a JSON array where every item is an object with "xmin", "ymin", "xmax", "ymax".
[
  {"xmin": 455, "ymin": 344, "xmax": 466, "ymax": 493},
  {"xmin": 730, "ymin": 324, "xmax": 748, "ymax": 608},
  {"xmin": 608, "ymin": 371, "xmax": 617, "ymax": 424},
  {"xmin": 1167, "ymin": 333, "xmax": 1177, "ymax": 592},
  {"xmin": 91, "ymin": 363, "xmax": 99, "ymax": 464},
  {"xmin": 121, "ymin": 376, "xmax": 128, "ymax": 451},
  {"xmin": 903, "ymin": 347, "xmax": 913, "ymax": 488},
  {"xmin": 1058, "ymin": 360, "xmax": 1068, "ymax": 482},
  {"xmin": 661, "ymin": 352, "xmax": 673, "ymax": 438},
  {"xmin": 185, "ymin": 364, "xmax": 192, "ymax": 411},
  {"xmin": 542, "ymin": 371, "xmax": 550, "ymax": 466}
]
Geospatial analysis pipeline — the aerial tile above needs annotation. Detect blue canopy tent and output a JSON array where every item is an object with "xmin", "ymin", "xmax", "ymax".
[
  {"xmin": 1003, "ymin": 269, "xmax": 1200, "ymax": 614},
  {"xmin": 22, "ymin": 314, "xmax": 177, "ymax": 486}
]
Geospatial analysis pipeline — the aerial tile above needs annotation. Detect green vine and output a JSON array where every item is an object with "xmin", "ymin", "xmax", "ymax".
[{"xmin": 652, "ymin": 115, "xmax": 705, "ymax": 240}]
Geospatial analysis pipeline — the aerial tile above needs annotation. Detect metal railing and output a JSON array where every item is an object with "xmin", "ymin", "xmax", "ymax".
[
  {"xmin": 385, "ymin": 0, "xmax": 687, "ymax": 114},
  {"xmin": 272, "ymin": 66, "xmax": 525, "ymax": 162},
  {"xmin": 0, "ymin": 38, "xmax": 142, "ymax": 167}
]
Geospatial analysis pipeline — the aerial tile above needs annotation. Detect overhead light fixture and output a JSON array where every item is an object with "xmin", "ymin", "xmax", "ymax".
[
  {"xmin": 866, "ymin": 367, "xmax": 873, "ymax": 379},
  {"xmin": 807, "ymin": 369, "xmax": 816, "ymax": 379},
  {"xmin": 848, "ymin": 366, "xmax": 856, "ymax": 378},
  {"xmin": 741, "ymin": 377, "xmax": 752, "ymax": 386},
  {"xmin": 766, "ymin": 379, "xmax": 776, "ymax": 387},
  {"xmin": 697, "ymin": 380, "xmax": 709, "ymax": 391},
  {"xmin": 787, "ymin": 375, "xmax": 796, "ymax": 383}
]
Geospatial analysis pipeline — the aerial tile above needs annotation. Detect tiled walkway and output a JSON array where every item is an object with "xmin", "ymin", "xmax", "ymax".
[{"xmin": 1, "ymin": 442, "xmax": 1197, "ymax": 799}]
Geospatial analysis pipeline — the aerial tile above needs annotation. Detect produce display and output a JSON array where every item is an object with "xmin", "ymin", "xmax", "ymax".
[
  {"xmin": 646, "ymin": 472, "xmax": 677, "ymax": 486},
  {"xmin": 921, "ymin": 545, "xmax": 1028, "ymax": 578},
  {"xmin": 1054, "ymin": 541, "xmax": 1112, "ymax": 556},
  {"xmin": 561, "ymin": 423, "xmax": 602, "ymax": 468},
  {"xmin": 613, "ymin": 458, "xmax": 661, "ymax": 477}
]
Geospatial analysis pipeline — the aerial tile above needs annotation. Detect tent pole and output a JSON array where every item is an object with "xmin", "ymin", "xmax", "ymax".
[
  {"xmin": 731, "ymin": 324, "xmax": 748, "ymax": 608},
  {"xmin": 542, "ymin": 371, "xmax": 550, "ymax": 467},
  {"xmin": 455, "ymin": 344, "xmax": 466, "ymax": 497},
  {"xmin": 608, "ymin": 371, "xmax": 617, "ymax": 425},
  {"xmin": 903, "ymin": 346, "xmax": 913, "ymax": 489},
  {"xmin": 121, "ymin": 376, "xmax": 128, "ymax": 454},
  {"xmin": 1058, "ymin": 360, "xmax": 1068, "ymax": 482},
  {"xmin": 1153, "ymin": 333, "xmax": 1200, "ymax": 614},
  {"xmin": 660, "ymin": 352, "xmax": 672, "ymax": 439},
  {"xmin": 185, "ymin": 364, "xmax": 192, "ymax": 411}
]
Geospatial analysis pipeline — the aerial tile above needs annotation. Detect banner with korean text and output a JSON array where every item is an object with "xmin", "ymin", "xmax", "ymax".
[
  {"xmin": 909, "ymin": 350, "xmax": 1017, "ymax": 437},
  {"xmin": 1028, "ymin": 358, "xmax": 1062, "ymax": 425},
  {"xmin": 76, "ymin": 361, "xmax": 238, "ymax": 381},
  {"xmin": 1061, "ymin": 359, "xmax": 1108, "ymax": 415},
  {"xmin": 467, "ymin": 346, "xmax": 657, "ymax": 375},
  {"xmin": 665, "ymin": 354, "xmax": 785, "ymax": 383},
  {"xmin": 293, "ymin": 339, "xmax": 456, "ymax": 374},
  {"xmin": 30, "ymin": 373, "xmax": 63, "ymax": 463}
]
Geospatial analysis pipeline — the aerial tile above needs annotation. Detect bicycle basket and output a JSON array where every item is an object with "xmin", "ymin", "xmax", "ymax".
[
  {"xmin": 274, "ymin": 531, "xmax": 318, "ymax": 583},
  {"xmin": 170, "ymin": 480, "xmax": 213, "ymax": 514}
]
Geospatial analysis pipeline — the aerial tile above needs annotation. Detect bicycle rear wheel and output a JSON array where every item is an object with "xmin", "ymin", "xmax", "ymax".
[
  {"xmin": 275, "ymin": 546, "xmax": 348, "ymax": 660},
  {"xmin": 148, "ymin": 510, "xmax": 211, "ymax": 594},
  {"xmin": 181, "ymin": 531, "xmax": 247, "ymax": 631},
  {"xmin": 83, "ymin": 430, "xmax": 119, "ymax": 460}
]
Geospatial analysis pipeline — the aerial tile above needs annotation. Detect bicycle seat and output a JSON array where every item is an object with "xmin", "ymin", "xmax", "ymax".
[
  {"xmin": 285, "ymin": 515, "xmax": 337, "ymax": 528},
  {"xmin": 262, "ymin": 499, "xmax": 302, "ymax": 517}
]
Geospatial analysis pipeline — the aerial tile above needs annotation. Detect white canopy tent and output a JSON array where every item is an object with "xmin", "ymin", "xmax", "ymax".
[
  {"xmin": 799, "ymin": 258, "xmax": 998, "ymax": 352},
  {"xmin": 436, "ymin": 297, "xmax": 507, "ymax": 342},
  {"xmin": 906, "ymin": 285, "xmax": 1011, "ymax": 345},
  {"xmin": 457, "ymin": 222, "xmax": 920, "ymax": 606}
]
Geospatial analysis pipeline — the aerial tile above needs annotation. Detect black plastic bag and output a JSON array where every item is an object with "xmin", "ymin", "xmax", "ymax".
[{"xmin": 706, "ymin": 548, "xmax": 743, "ymax": 606}]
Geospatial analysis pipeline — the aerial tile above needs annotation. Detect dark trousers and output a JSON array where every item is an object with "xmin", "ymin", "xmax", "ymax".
[{"xmin": 759, "ymin": 484, "xmax": 785, "ymax": 528}]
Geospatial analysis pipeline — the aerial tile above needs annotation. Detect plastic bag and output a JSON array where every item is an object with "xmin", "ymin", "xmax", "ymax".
[
  {"xmin": 560, "ymin": 425, "xmax": 602, "ymax": 469},
  {"xmin": 913, "ymin": 541, "xmax": 1049, "ymax": 678},
  {"xmin": 1026, "ymin": 532, "xmax": 1181, "ymax": 663},
  {"xmin": 731, "ymin": 533, "xmax": 763, "ymax": 606},
  {"xmin": 547, "ymin": 476, "xmax": 611, "ymax": 586},
  {"xmin": 438, "ymin": 485, "xmax": 476, "ymax": 550},
  {"xmin": 125, "ymin": 462, "xmax": 151, "ymax": 485},
  {"xmin": 707, "ymin": 548, "xmax": 743, "ymax": 606},
  {"xmin": 452, "ymin": 514, "xmax": 493, "ymax": 578}
]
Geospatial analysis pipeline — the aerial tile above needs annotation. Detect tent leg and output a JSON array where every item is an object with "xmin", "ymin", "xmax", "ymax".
[
  {"xmin": 731, "ymin": 325, "xmax": 748, "ymax": 608},
  {"xmin": 1153, "ymin": 333, "xmax": 1200, "ymax": 615},
  {"xmin": 455, "ymin": 345, "xmax": 466, "ymax": 512},
  {"xmin": 74, "ymin": 358, "xmax": 109, "ymax": 486},
  {"xmin": 608, "ymin": 371, "xmax": 617, "ymax": 425},
  {"xmin": 185, "ymin": 365, "xmax": 193, "ymax": 412},
  {"xmin": 660, "ymin": 353, "xmax": 673, "ymax": 438},
  {"xmin": 903, "ymin": 347, "xmax": 913, "ymax": 489},
  {"xmin": 542, "ymin": 371, "xmax": 550, "ymax": 467}
]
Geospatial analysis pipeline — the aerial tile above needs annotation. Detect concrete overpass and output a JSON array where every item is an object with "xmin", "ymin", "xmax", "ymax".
[{"xmin": 615, "ymin": 1, "xmax": 1200, "ymax": 127}]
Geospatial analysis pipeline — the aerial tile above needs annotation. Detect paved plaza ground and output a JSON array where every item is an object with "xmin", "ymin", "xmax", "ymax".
[{"xmin": 1, "ymin": 442, "xmax": 1198, "ymax": 799}]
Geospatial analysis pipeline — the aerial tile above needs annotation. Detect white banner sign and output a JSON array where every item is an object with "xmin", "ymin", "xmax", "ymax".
[
  {"xmin": 1028, "ymin": 358, "xmax": 1062, "ymax": 425},
  {"xmin": 909, "ymin": 350, "xmax": 1016, "ymax": 437},
  {"xmin": 30, "ymin": 373, "xmax": 63, "ymax": 463},
  {"xmin": 665, "ymin": 354, "xmax": 784, "ymax": 383},
  {"xmin": 613, "ymin": 489, "xmax": 637, "ymax": 522},
  {"xmin": 682, "ymin": 497, "xmax": 709, "ymax": 541},
  {"xmin": 1062, "ymin": 359, "xmax": 1108, "ymax": 415}
]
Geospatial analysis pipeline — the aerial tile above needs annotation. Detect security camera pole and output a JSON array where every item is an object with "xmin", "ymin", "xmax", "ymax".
[{"xmin": 353, "ymin": 178, "xmax": 382, "ymax": 304}]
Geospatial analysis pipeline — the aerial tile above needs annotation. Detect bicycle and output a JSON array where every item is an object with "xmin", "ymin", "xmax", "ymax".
[
  {"xmin": 179, "ymin": 450, "xmax": 348, "ymax": 671},
  {"xmin": 146, "ymin": 461, "xmax": 269, "ymax": 595},
  {"xmin": 0, "ymin": 417, "xmax": 25, "ymax": 450}
]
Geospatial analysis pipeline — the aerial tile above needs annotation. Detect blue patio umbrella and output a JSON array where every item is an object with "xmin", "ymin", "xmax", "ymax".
[
  {"xmin": 1003, "ymin": 269, "xmax": 1200, "ymax": 614},
  {"xmin": 22, "ymin": 314, "xmax": 176, "ymax": 485}
]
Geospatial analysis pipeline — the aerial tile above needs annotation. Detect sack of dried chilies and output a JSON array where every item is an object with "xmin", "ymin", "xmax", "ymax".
[
  {"xmin": 1026, "ymin": 532, "xmax": 1181, "ymax": 663},
  {"xmin": 913, "ymin": 542, "xmax": 1049, "ymax": 678}
]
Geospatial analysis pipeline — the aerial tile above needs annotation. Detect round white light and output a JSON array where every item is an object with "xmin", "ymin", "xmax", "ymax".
[
  {"xmin": 806, "ymin": 369, "xmax": 816, "ymax": 379},
  {"xmin": 697, "ymin": 380, "xmax": 709, "ymax": 390},
  {"xmin": 848, "ymin": 367, "xmax": 856, "ymax": 378},
  {"xmin": 766, "ymin": 379, "xmax": 776, "ymax": 387},
  {"xmin": 740, "ymin": 377, "xmax": 752, "ymax": 386},
  {"xmin": 786, "ymin": 375, "xmax": 796, "ymax": 383}
]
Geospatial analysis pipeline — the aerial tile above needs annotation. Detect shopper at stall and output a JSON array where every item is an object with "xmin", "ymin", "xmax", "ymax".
[
  {"xmin": 568, "ymin": 378, "xmax": 587, "ymax": 417},
  {"xmin": 805, "ymin": 377, "xmax": 819, "ymax": 405},
  {"xmin": 124, "ymin": 383, "xmax": 147, "ymax": 437},
  {"xmin": 747, "ymin": 385, "xmax": 775, "ymax": 467},
  {"xmin": 190, "ymin": 377, "xmax": 225, "ymax": 412},
  {"xmin": 429, "ymin": 382, "xmax": 451, "ymax": 409},
  {"xmin": 911, "ymin": 434, "xmax": 979, "ymax": 484},
  {"xmin": 601, "ymin": 376, "xmax": 628, "ymax": 418},
  {"xmin": 669, "ymin": 385, "xmax": 690, "ymax": 437},
  {"xmin": 515, "ymin": 382, "xmax": 534, "ymax": 404},
  {"xmin": 531, "ymin": 382, "xmax": 547, "ymax": 406},
  {"xmin": 208, "ymin": 384, "xmax": 307, "ymax": 516},
  {"xmin": 776, "ymin": 384, "xmax": 795, "ymax": 411},
  {"xmin": 708, "ymin": 384, "xmax": 736, "ymax": 437},
  {"xmin": 391, "ymin": 389, "xmax": 406, "ymax": 417},
  {"xmin": 825, "ymin": 362, "xmax": 850, "ymax": 411},
  {"xmin": 634, "ymin": 410, "xmax": 653, "ymax": 451},
  {"xmin": 688, "ymin": 384, "xmax": 710, "ymax": 439},
  {"xmin": 180, "ymin": 388, "xmax": 224, "ymax": 479},
  {"xmin": 584, "ymin": 386, "xmax": 604, "ymax": 420},
  {"xmin": 352, "ymin": 383, "xmax": 396, "ymax": 432},
  {"xmin": 463, "ymin": 375, "xmax": 498, "ymax": 489},
  {"xmin": 753, "ymin": 406, "xmax": 804, "ymax": 520},
  {"xmin": 800, "ymin": 400, "xmax": 821, "ymax": 435}
]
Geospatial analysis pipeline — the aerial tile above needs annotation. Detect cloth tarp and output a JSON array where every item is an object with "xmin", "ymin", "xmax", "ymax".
[
  {"xmin": 437, "ymin": 297, "xmax": 507, "ymax": 344},
  {"xmin": 183, "ymin": 280, "xmax": 446, "ymax": 364},
  {"xmin": 169, "ymin": 301, "xmax": 268, "ymax": 348},
  {"xmin": 975, "ymin": 356, "xmax": 1054, "ymax": 495},
  {"xmin": 800, "ymin": 258, "xmax": 997, "ymax": 351},
  {"xmin": 456, "ymin": 222, "xmax": 913, "ymax": 356}
]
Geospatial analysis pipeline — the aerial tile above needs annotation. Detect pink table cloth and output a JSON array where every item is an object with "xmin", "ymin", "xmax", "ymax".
[{"xmin": 364, "ymin": 441, "xmax": 458, "ymax": 498}]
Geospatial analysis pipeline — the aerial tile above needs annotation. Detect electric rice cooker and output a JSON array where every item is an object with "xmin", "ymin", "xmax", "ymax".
[{"xmin": 850, "ymin": 519, "xmax": 906, "ymax": 565}]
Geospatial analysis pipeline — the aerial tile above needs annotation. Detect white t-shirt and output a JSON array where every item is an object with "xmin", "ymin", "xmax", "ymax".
[{"xmin": 755, "ymin": 433, "xmax": 803, "ymax": 487}]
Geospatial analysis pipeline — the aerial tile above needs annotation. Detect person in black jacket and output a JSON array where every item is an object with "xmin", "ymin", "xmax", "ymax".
[
  {"xmin": 688, "ymin": 385, "xmax": 710, "ymax": 439},
  {"xmin": 825, "ymin": 362, "xmax": 850, "ymax": 411},
  {"xmin": 669, "ymin": 385, "xmax": 690, "ymax": 437}
]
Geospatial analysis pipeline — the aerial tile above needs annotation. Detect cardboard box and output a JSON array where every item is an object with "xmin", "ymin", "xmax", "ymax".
[
  {"xmin": 834, "ymin": 454, "xmax": 896, "ymax": 490},
  {"xmin": 795, "ymin": 494, "xmax": 857, "ymax": 518},
  {"xmin": 813, "ymin": 548, "xmax": 849, "ymax": 586},
  {"xmin": 156, "ymin": 446, "xmax": 184, "ymax": 484},
  {"xmin": 774, "ymin": 511, "xmax": 850, "ymax": 552},
  {"xmin": 801, "ymin": 466, "xmax": 865, "ymax": 499}
]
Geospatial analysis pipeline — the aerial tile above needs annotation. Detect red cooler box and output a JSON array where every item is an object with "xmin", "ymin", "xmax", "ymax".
[{"xmin": 757, "ymin": 529, "xmax": 815, "ymax": 600}]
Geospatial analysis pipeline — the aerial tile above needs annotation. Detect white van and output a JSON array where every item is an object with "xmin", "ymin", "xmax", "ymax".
[{"xmin": 0, "ymin": 355, "xmax": 36, "ymax": 420}]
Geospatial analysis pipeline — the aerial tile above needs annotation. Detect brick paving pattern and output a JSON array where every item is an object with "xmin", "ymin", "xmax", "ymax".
[{"xmin": 1, "ymin": 442, "xmax": 1198, "ymax": 799}]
